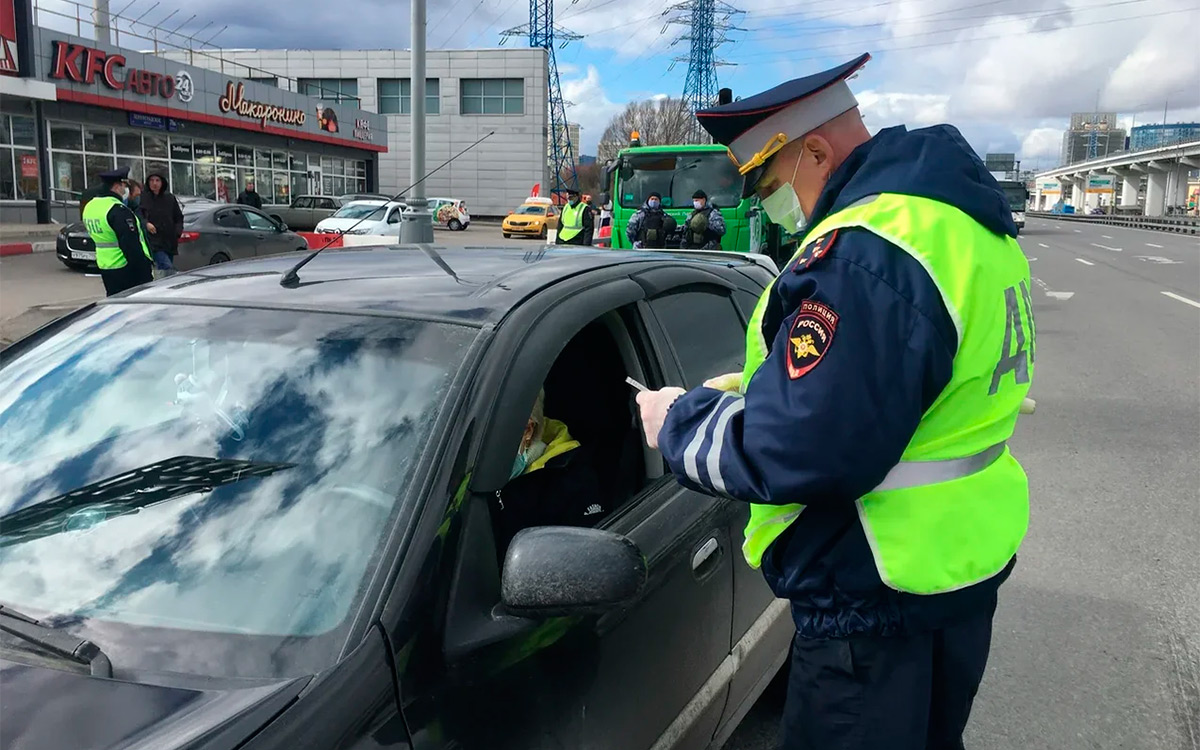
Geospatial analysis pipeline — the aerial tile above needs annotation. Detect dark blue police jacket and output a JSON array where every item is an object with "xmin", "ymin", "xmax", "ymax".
[{"xmin": 659, "ymin": 125, "xmax": 1020, "ymax": 639}]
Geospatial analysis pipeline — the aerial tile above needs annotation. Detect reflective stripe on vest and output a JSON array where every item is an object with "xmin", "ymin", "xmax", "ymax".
[
  {"xmin": 739, "ymin": 192, "xmax": 1033, "ymax": 595},
  {"xmin": 559, "ymin": 203, "xmax": 585, "ymax": 241},
  {"xmin": 82, "ymin": 195, "xmax": 152, "ymax": 270}
]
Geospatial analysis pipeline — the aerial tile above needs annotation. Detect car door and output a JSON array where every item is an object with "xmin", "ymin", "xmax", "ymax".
[
  {"xmin": 546, "ymin": 206, "xmax": 559, "ymax": 229},
  {"xmin": 384, "ymin": 205, "xmax": 404, "ymax": 236},
  {"xmin": 419, "ymin": 274, "xmax": 735, "ymax": 750},
  {"xmin": 211, "ymin": 207, "xmax": 257, "ymax": 261},
  {"xmin": 289, "ymin": 196, "xmax": 313, "ymax": 229},
  {"xmin": 640, "ymin": 266, "xmax": 794, "ymax": 741},
  {"xmin": 244, "ymin": 208, "xmax": 291, "ymax": 257}
]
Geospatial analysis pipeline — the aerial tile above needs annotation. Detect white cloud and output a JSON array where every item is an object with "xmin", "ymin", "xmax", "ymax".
[
  {"xmin": 857, "ymin": 91, "xmax": 951, "ymax": 129},
  {"xmin": 1020, "ymin": 127, "xmax": 1064, "ymax": 163},
  {"xmin": 561, "ymin": 65, "xmax": 625, "ymax": 155}
]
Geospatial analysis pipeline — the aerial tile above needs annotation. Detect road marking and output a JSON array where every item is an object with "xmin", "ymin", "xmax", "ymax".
[
  {"xmin": 1146, "ymin": 243, "xmax": 1163, "ymax": 248},
  {"xmin": 1033, "ymin": 277, "xmax": 1075, "ymax": 300},
  {"xmin": 1161, "ymin": 291, "xmax": 1200, "ymax": 310},
  {"xmin": 1101, "ymin": 234, "xmax": 1113, "ymax": 239},
  {"xmin": 1037, "ymin": 242, "xmax": 1049, "ymax": 248},
  {"xmin": 1091, "ymin": 243, "xmax": 1122, "ymax": 252},
  {"xmin": 1075, "ymin": 258, "xmax": 1095, "ymax": 266},
  {"xmin": 1073, "ymin": 229, "xmax": 1082, "ymax": 233},
  {"xmin": 1136, "ymin": 255, "xmax": 1181, "ymax": 265}
]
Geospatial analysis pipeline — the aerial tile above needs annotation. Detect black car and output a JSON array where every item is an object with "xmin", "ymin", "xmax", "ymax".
[{"xmin": 0, "ymin": 246, "xmax": 792, "ymax": 750}]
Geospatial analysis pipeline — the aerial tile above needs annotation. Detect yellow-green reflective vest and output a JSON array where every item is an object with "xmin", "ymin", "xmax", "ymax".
[
  {"xmin": 740, "ymin": 193, "xmax": 1034, "ymax": 595},
  {"xmin": 83, "ymin": 195, "xmax": 151, "ymax": 270},
  {"xmin": 559, "ymin": 202, "xmax": 585, "ymax": 242}
]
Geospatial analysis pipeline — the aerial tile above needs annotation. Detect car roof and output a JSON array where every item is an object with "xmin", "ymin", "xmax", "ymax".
[{"xmin": 115, "ymin": 246, "xmax": 771, "ymax": 326}]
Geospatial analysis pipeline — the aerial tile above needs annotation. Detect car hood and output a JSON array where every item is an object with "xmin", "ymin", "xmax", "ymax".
[
  {"xmin": 504, "ymin": 214, "xmax": 546, "ymax": 223},
  {"xmin": 0, "ymin": 656, "xmax": 309, "ymax": 750}
]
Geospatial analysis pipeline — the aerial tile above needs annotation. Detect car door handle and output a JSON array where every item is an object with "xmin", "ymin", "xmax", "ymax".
[{"xmin": 692, "ymin": 536, "xmax": 722, "ymax": 575}]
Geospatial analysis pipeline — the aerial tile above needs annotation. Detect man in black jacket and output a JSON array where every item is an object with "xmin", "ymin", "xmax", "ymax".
[
  {"xmin": 140, "ymin": 172, "xmax": 185, "ymax": 276},
  {"xmin": 490, "ymin": 389, "xmax": 609, "ymax": 553},
  {"xmin": 236, "ymin": 180, "xmax": 264, "ymax": 209}
]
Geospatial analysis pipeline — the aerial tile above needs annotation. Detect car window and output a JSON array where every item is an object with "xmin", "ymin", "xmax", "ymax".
[
  {"xmin": 648, "ymin": 289, "xmax": 746, "ymax": 388},
  {"xmin": 293, "ymin": 197, "xmax": 312, "ymax": 209},
  {"xmin": 386, "ymin": 208, "xmax": 402, "ymax": 224},
  {"xmin": 0, "ymin": 304, "xmax": 476, "ymax": 679},
  {"xmin": 214, "ymin": 208, "xmax": 250, "ymax": 229},
  {"xmin": 319, "ymin": 198, "xmax": 338, "ymax": 209},
  {"xmin": 245, "ymin": 211, "xmax": 277, "ymax": 231},
  {"xmin": 332, "ymin": 203, "xmax": 386, "ymax": 220}
]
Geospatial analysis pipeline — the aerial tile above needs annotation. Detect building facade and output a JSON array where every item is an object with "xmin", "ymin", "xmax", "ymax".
[
  {"xmin": 1060, "ymin": 112, "xmax": 1126, "ymax": 166},
  {"xmin": 1, "ymin": 27, "xmax": 387, "ymax": 224},
  {"xmin": 163, "ymin": 48, "xmax": 551, "ymax": 216},
  {"xmin": 1130, "ymin": 123, "xmax": 1200, "ymax": 151}
]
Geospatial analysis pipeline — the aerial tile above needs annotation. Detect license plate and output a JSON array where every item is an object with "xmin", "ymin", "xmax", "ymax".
[{"xmin": 70, "ymin": 250, "xmax": 96, "ymax": 260}]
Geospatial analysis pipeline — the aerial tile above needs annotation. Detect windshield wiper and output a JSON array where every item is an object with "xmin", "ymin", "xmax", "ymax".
[
  {"xmin": 0, "ymin": 456, "xmax": 295, "ymax": 548},
  {"xmin": 0, "ymin": 605, "xmax": 113, "ymax": 678}
]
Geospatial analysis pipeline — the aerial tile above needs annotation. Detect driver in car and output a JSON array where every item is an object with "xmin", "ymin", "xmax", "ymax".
[{"xmin": 490, "ymin": 389, "xmax": 608, "ymax": 552}]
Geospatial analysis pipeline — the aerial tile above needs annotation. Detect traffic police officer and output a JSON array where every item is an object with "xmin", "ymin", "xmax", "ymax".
[
  {"xmin": 82, "ymin": 166, "xmax": 154, "ymax": 296},
  {"xmin": 636, "ymin": 53, "xmax": 1035, "ymax": 749},
  {"xmin": 555, "ymin": 189, "xmax": 592, "ymax": 245}
]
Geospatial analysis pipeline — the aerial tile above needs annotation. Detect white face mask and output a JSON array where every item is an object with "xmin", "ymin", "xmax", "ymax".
[
  {"xmin": 693, "ymin": 200, "xmax": 705, "ymax": 210},
  {"xmin": 758, "ymin": 156, "xmax": 807, "ymax": 235}
]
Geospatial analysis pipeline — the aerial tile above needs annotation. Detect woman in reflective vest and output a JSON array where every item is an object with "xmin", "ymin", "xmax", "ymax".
[{"xmin": 635, "ymin": 54, "xmax": 1035, "ymax": 750}]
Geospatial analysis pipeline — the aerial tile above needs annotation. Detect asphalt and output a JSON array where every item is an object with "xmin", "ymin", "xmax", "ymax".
[{"xmin": 724, "ymin": 218, "xmax": 1200, "ymax": 750}]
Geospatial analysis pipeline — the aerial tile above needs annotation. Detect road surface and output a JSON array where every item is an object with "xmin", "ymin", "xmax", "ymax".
[
  {"xmin": 2, "ymin": 220, "xmax": 1197, "ymax": 748},
  {"xmin": 723, "ymin": 218, "xmax": 1200, "ymax": 750}
]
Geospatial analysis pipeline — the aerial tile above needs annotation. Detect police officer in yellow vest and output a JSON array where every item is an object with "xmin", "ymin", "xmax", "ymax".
[
  {"xmin": 555, "ymin": 188, "xmax": 593, "ymax": 245},
  {"xmin": 83, "ymin": 166, "xmax": 154, "ymax": 297},
  {"xmin": 636, "ymin": 53, "xmax": 1035, "ymax": 750}
]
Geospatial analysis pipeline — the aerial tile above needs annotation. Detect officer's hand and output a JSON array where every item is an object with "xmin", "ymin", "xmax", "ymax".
[
  {"xmin": 703, "ymin": 372, "xmax": 742, "ymax": 393},
  {"xmin": 636, "ymin": 387, "xmax": 685, "ymax": 449},
  {"xmin": 147, "ymin": 222, "xmax": 157, "ymax": 234},
  {"xmin": 633, "ymin": 241, "xmax": 644, "ymax": 249}
]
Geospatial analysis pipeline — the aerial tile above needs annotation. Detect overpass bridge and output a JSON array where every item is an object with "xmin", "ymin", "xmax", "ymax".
[{"xmin": 1033, "ymin": 139, "xmax": 1200, "ymax": 216}]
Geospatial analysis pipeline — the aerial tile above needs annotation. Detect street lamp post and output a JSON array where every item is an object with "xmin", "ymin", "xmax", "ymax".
[{"xmin": 400, "ymin": 0, "xmax": 435, "ymax": 243}]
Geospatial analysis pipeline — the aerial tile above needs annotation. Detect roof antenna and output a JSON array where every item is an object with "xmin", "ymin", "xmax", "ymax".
[{"xmin": 280, "ymin": 131, "xmax": 496, "ymax": 288}]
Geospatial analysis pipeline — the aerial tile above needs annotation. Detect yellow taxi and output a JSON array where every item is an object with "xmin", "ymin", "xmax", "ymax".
[{"xmin": 502, "ymin": 197, "xmax": 559, "ymax": 239}]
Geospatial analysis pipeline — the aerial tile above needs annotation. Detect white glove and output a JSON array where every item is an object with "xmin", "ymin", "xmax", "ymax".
[
  {"xmin": 636, "ymin": 387, "xmax": 686, "ymax": 449},
  {"xmin": 633, "ymin": 241, "xmax": 644, "ymax": 249}
]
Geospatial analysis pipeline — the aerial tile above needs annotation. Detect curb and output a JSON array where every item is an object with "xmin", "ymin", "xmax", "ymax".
[{"xmin": 0, "ymin": 241, "xmax": 56, "ymax": 257}]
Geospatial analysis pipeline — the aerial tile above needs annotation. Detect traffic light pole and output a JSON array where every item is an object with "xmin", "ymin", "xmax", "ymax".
[{"xmin": 400, "ymin": 0, "xmax": 435, "ymax": 244}]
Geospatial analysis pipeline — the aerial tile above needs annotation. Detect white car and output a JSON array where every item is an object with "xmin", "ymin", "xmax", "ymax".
[
  {"xmin": 314, "ymin": 200, "xmax": 407, "ymax": 236},
  {"xmin": 428, "ymin": 197, "xmax": 471, "ymax": 231}
]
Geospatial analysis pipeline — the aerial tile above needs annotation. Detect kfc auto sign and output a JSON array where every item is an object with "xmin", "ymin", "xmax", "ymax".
[{"xmin": 50, "ymin": 41, "xmax": 177, "ymax": 99}]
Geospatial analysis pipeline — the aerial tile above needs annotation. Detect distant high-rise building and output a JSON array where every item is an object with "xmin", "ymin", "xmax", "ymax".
[
  {"xmin": 1060, "ymin": 112, "xmax": 1126, "ymax": 165},
  {"xmin": 1130, "ymin": 123, "xmax": 1200, "ymax": 150}
]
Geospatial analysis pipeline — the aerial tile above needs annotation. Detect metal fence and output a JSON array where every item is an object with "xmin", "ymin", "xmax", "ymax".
[{"xmin": 1027, "ymin": 212, "xmax": 1200, "ymax": 235}]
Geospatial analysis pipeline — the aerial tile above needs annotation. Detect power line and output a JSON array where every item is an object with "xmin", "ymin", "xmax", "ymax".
[{"xmin": 729, "ymin": 0, "xmax": 1165, "ymax": 61}]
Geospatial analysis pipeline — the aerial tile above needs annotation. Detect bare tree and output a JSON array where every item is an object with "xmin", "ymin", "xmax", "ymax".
[{"xmin": 597, "ymin": 98, "xmax": 701, "ymax": 162}]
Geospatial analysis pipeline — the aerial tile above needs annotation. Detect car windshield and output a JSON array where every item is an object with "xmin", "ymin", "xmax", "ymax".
[
  {"xmin": 515, "ymin": 205, "xmax": 547, "ymax": 215},
  {"xmin": 332, "ymin": 203, "xmax": 386, "ymax": 220},
  {"xmin": 1002, "ymin": 187, "xmax": 1028, "ymax": 210},
  {"xmin": 618, "ymin": 151, "xmax": 744, "ymax": 209},
  {"xmin": 0, "ymin": 304, "xmax": 473, "ymax": 679}
]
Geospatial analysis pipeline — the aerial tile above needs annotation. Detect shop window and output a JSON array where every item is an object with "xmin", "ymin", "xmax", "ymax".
[
  {"xmin": 236, "ymin": 147, "xmax": 254, "ymax": 167},
  {"xmin": 84, "ymin": 127, "xmax": 113, "ymax": 155},
  {"xmin": 299, "ymin": 78, "xmax": 358, "ymax": 103},
  {"xmin": 85, "ymin": 154, "xmax": 115, "ymax": 185},
  {"xmin": 291, "ymin": 172, "xmax": 307, "ymax": 201},
  {"xmin": 171, "ymin": 162, "xmax": 195, "ymax": 197},
  {"xmin": 378, "ymin": 78, "xmax": 440, "ymax": 115},
  {"xmin": 273, "ymin": 172, "xmax": 289, "ymax": 204},
  {"xmin": 193, "ymin": 142, "xmax": 215, "ymax": 163},
  {"xmin": 215, "ymin": 144, "xmax": 235, "ymax": 164},
  {"xmin": 116, "ymin": 131, "xmax": 143, "ymax": 157},
  {"xmin": 248, "ymin": 76, "xmax": 278, "ymax": 87},
  {"xmin": 118, "ymin": 157, "xmax": 144, "ymax": 184},
  {"xmin": 51, "ymin": 123, "xmax": 82, "ymax": 151},
  {"xmin": 51, "ymin": 152, "xmax": 85, "ymax": 201},
  {"xmin": 170, "ymin": 138, "xmax": 193, "ymax": 161},
  {"xmin": 272, "ymin": 151, "xmax": 288, "ymax": 170},
  {"xmin": 145, "ymin": 134, "xmax": 169, "ymax": 159},
  {"xmin": 0, "ymin": 117, "xmax": 11, "ymax": 145},
  {"xmin": 460, "ymin": 78, "xmax": 523, "ymax": 115},
  {"xmin": 215, "ymin": 166, "xmax": 238, "ymax": 203},
  {"xmin": 196, "ymin": 164, "xmax": 216, "ymax": 201},
  {"xmin": 0, "ymin": 148, "xmax": 15, "ymax": 200},
  {"xmin": 255, "ymin": 149, "xmax": 272, "ymax": 168},
  {"xmin": 11, "ymin": 117, "xmax": 35, "ymax": 147},
  {"xmin": 237, "ymin": 168, "xmax": 254, "ymax": 195},
  {"xmin": 254, "ymin": 170, "xmax": 271, "ymax": 195}
]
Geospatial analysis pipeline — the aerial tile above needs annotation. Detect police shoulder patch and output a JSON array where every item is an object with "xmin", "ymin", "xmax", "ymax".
[
  {"xmin": 785, "ymin": 299, "xmax": 839, "ymax": 380},
  {"xmin": 789, "ymin": 229, "xmax": 839, "ymax": 274}
]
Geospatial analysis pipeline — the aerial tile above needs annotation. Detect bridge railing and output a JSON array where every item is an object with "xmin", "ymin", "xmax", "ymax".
[{"xmin": 1027, "ymin": 212, "xmax": 1199, "ymax": 235}]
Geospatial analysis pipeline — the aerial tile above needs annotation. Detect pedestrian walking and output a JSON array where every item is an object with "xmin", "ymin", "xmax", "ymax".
[
  {"xmin": 82, "ymin": 167, "xmax": 154, "ymax": 297},
  {"xmin": 635, "ymin": 52, "xmax": 1035, "ymax": 750},
  {"xmin": 140, "ymin": 171, "xmax": 184, "ymax": 277},
  {"xmin": 237, "ymin": 180, "xmax": 264, "ymax": 209}
]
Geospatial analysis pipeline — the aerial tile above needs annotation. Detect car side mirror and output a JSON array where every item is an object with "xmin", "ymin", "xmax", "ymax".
[
  {"xmin": 501, "ymin": 527, "xmax": 646, "ymax": 618},
  {"xmin": 597, "ymin": 192, "xmax": 610, "ymax": 207}
]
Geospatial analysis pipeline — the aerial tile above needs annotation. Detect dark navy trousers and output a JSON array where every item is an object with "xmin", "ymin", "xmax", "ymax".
[{"xmin": 781, "ymin": 602, "xmax": 996, "ymax": 750}]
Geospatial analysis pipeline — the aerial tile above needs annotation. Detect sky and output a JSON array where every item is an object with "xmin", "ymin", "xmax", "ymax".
[{"xmin": 40, "ymin": 0, "xmax": 1200, "ymax": 167}]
